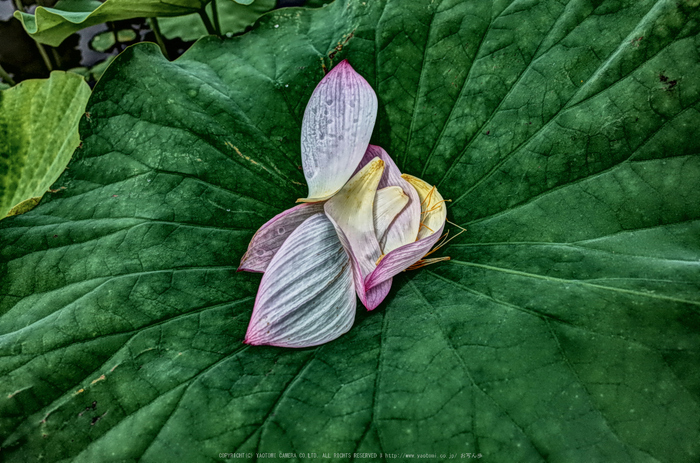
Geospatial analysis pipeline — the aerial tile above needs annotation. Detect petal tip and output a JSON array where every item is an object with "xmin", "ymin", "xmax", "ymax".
[
  {"xmin": 296, "ymin": 194, "xmax": 333, "ymax": 203},
  {"xmin": 333, "ymin": 59, "xmax": 353, "ymax": 72},
  {"xmin": 368, "ymin": 157, "xmax": 384, "ymax": 171},
  {"xmin": 237, "ymin": 266, "xmax": 263, "ymax": 274}
]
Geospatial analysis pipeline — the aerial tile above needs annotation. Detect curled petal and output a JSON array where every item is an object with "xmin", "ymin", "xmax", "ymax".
[
  {"xmin": 298, "ymin": 60, "xmax": 378, "ymax": 202},
  {"xmin": 238, "ymin": 202, "xmax": 325, "ymax": 273},
  {"xmin": 324, "ymin": 157, "xmax": 384, "ymax": 279},
  {"xmin": 374, "ymin": 186, "xmax": 409, "ymax": 245},
  {"xmin": 356, "ymin": 145, "xmax": 421, "ymax": 253},
  {"xmin": 326, "ymin": 212, "xmax": 392, "ymax": 311},
  {"xmin": 365, "ymin": 176, "xmax": 447, "ymax": 291},
  {"xmin": 365, "ymin": 278, "xmax": 392, "ymax": 311},
  {"xmin": 245, "ymin": 213, "xmax": 356, "ymax": 348},
  {"xmin": 403, "ymin": 174, "xmax": 447, "ymax": 239},
  {"xmin": 364, "ymin": 223, "xmax": 444, "ymax": 291}
]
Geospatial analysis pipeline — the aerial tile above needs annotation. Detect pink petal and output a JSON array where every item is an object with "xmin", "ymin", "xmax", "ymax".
[
  {"xmin": 238, "ymin": 202, "xmax": 325, "ymax": 273},
  {"xmin": 324, "ymin": 157, "xmax": 384, "ymax": 279},
  {"xmin": 356, "ymin": 145, "xmax": 421, "ymax": 254},
  {"xmin": 245, "ymin": 213, "xmax": 356, "ymax": 348},
  {"xmin": 298, "ymin": 60, "xmax": 378, "ymax": 202},
  {"xmin": 364, "ymin": 278, "xmax": 392, "ymax": 311},
  {"xmin": 365, "ymin": 221, "xmax": 445, "ymax": 291},
  {"xmin": 365, "ymin": 175, "xmax": 448, "ymax": 291}
]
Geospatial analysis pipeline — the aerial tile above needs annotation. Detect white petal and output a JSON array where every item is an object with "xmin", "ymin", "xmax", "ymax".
[
  {"xmin": 298, "ymin": 60, "xmax": 378, "ymax": 202},
  {"xmin": 324, "ymin": 157, "xmax": 384, "ymax": 279},
  {"xmin": 356, "ymin": 145, "xmax": 421, "ymax": 253},
  {"xmin": 245, "ymin": 213, "xmax": 356, "ymax": 348},
  {"xmin": 374, "ymin": 186, "xmax": 408, "ymax": 245},
  {"xmin": 238, "ymin": 203, "xmax": 325, "ymax": 273}
]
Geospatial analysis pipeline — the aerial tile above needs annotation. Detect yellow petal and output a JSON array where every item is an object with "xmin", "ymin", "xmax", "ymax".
[{"xmin": 401, "ymin": 174, "xmax": 447, "ymax": 240}]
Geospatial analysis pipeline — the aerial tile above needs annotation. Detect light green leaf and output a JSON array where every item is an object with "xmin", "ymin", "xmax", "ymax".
[
  {"xmin": 1, "ymin": 0, "xmax": 699, "ymax": 461},
  {"xmin": 14, "ymin": 0, "xmax": 207, "ymax": 46},
  {"xmin": 0, "ymin": 71, "xmax": 90, "ymax": 219},
  {"xmin": 5, "ymin": 197, "xmax": 42, "ymax": 217},
  {"xmin": 90, "ymin": 30, "xmax": 116, "ymax": 52},
  {"xmin": 158, "ymin": 0, "xmax": 275, "ymax": 42},
  {"xmin": 117, "ymin": 29, "xmax": 137, "ymax": 42}
]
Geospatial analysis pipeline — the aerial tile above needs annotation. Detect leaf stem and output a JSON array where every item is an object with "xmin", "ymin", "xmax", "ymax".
[
  {"xmin": 147, "ymin": 18, "xmax": 170, "ymax": 60},
  {"xmin": 35, "ymin": 41, "xmax": 54, "ymax": 72},
  {"xmin": 198, "ymin": 8, "xmax": 217, "ymax": 36},
  {"xmin": 210, "ymin": 0, "xmax": 221, "ymax": 36},
  {"xmin": 0, "ymin": 63, "xmax": 16, "ymax": 86},
  {"xmin": 12, "ymin": 0, "xmax": 53, "ymax": 72},
  {"xmin": 50, "ymin": 47, "xmax": 62, "ymax": 68}
]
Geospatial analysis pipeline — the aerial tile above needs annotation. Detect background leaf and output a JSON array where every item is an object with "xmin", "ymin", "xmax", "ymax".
[
  {"xmin": 14, "ymin": 0, "xmax": 207, "ymax": 46},
  {"xmin": 0, "ymin": 71, "xmax": 90, "ymax": 219},
  {"xmin": 158, "ymin": 0, "xmax": 275, "ymax": 42},
  {"xmin": 1, "ymin": 0, "xmax": 699, "ymax": 461}
]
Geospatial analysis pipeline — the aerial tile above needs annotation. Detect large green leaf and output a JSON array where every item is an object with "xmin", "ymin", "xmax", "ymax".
[
  {"xmin": 14, "ymin": 0, "xmax": 206, "ymax": 46},
  {"xmin": 158, "ymin": 0, "xmax": 276, "ymax": 42},
  {"xmin": 2, "ymin": 0, "xmax": 699, "ymax": 461},
  {"xmin": 0, "ymin": 71, "xmax": 90, "ymax": 219}
]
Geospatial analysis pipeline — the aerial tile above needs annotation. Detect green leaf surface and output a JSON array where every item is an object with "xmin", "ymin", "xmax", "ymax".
[
  {"xmin": 0, "ymin": 71, "xmax": 90, "ymax": 219},
  {"xmin": 158, "ymin": 0, "xmax": 275, "ymax": 42},
  {"xmin": 90, "ymin": 30, "xmax": 117, "ymax": 52},
  {"xmin": 2, "ymin": 0, "xmax": 700, "ymax": 461},
  {"xmin": 14, "ymin": 0, "xmax": 207, "ymax": 46}
]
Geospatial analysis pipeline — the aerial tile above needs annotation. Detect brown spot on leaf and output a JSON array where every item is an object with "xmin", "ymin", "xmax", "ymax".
[{"xmin": 328, "ymin": 31, "xmax": 355, "ymax": 61}]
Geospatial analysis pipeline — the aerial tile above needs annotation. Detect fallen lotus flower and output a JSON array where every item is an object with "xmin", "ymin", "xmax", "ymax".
[{"xmin": 238, "ymin": 60, "xmax": 449, "ymax": 348}]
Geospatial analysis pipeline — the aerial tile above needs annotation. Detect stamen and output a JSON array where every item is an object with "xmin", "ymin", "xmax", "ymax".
[
  {"xmin": 405, "ymin": 220, "xmax": 467, "ymax": 271},
  {"xmin": 429, "ymin": 219, "xmax": 467, "ymax": 252},
  {"xmin": 418, "ymin": 222, "xmax": 435, "ymax": 234},
  {"xmin": 424, "ymin": 198, "xmax": 451, "ymax": 214},
  {"xmin": 420, "ymin": 185, "xmax": 436, "ymax": 209},
  {"xmin": 406, "ymin": 257, "xmax": 451, "ymax": 271},
  {"xmin": 421, "ymin": 230, "xmax": 451, "ymax": 258}
]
